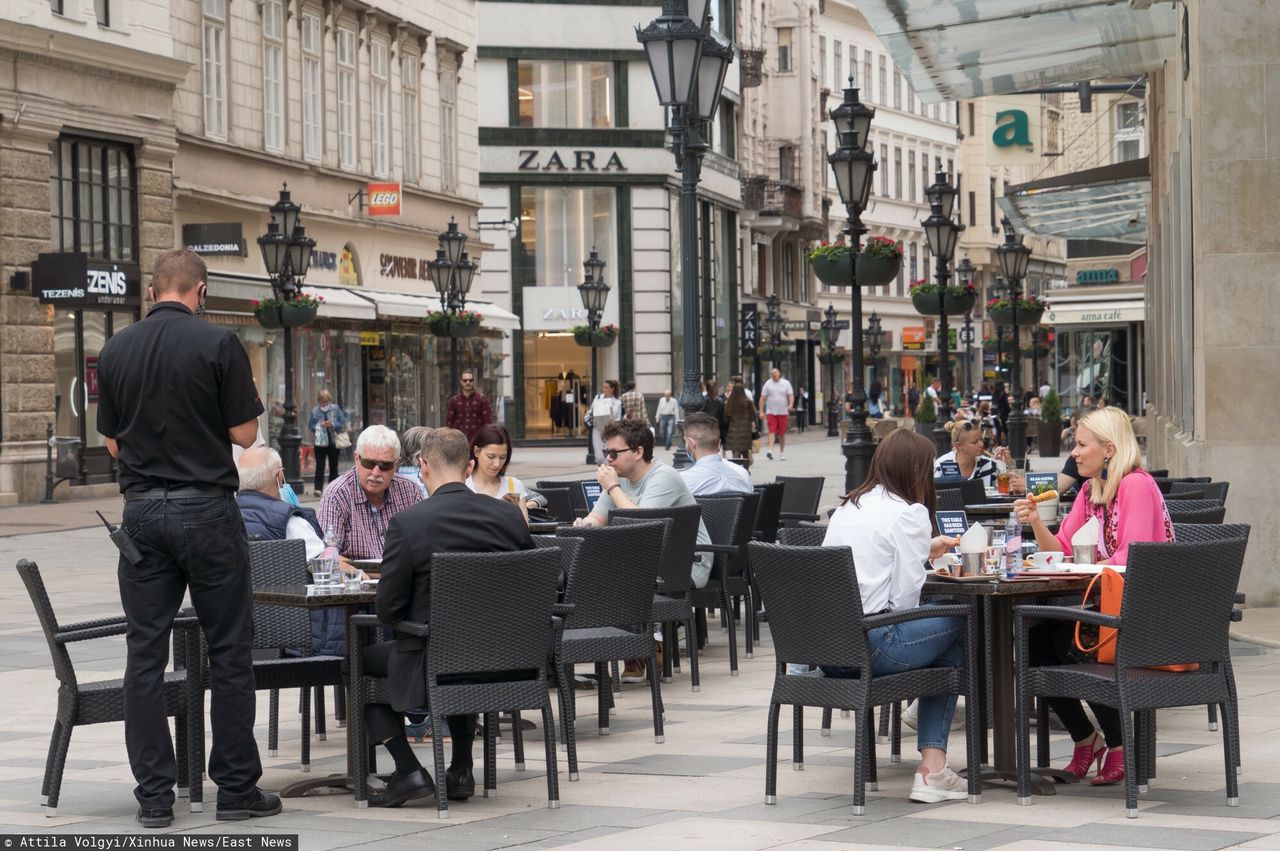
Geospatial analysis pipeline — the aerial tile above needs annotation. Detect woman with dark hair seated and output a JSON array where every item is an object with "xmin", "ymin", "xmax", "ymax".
[
  {"xmin": 465, "ymin": 423, "xmax": 544, "ymax": 523},
  {"xmin": 821, "ymin": 429, "xmax": 964, "ymax": 804}
]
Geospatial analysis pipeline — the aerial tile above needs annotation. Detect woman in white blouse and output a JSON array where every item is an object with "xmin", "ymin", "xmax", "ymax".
[
  {"xmin": 821, "ymin": 429, "xmax": 966, "ymax": 804},
  {"xmin": 933, "ymin": 419, "xmax": 1009, "ymax": 487},
  {"xmin": 465, "ymin": 423, "xmax": 539, "ymax": 522}
]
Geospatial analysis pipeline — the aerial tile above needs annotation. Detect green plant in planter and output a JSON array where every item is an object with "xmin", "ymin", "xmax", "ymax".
[
  {"xmin": 251, "ymin": 292, "xmax": 323, "ymax": 329},
  {"xmin": 805, "ymin": 236, "xmax": 903, "ymax": 287},
  {"xmin": 427, "ymin": 308, "xmax": 484, "ymax": 337},
  {"xmin": 910, "ymin": 278, "xmax": 978, "ymax": 316},
  {"xmin": 986, "ymin": 293, "xmax": 1048, "ymax": 326},
  {"xmin": 571, "ymin": 323, "xmax": 619, "ymax": 347},
  {"xmin": 914, "ymin": 391, "xmax": 937, "ymax": 423}
]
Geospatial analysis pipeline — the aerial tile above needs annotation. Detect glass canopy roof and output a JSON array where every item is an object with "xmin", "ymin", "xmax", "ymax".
[{"xmin": 998, "ymin": 158, "xmax": 1149, "ymax": 243}]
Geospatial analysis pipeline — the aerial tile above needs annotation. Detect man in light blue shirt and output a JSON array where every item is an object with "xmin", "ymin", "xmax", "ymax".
[{"xmin": 680, "ymin": 413, "xmax": 753, "ymax": 497}]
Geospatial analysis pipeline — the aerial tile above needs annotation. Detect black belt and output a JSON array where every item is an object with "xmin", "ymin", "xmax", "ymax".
[{"xmin": 124, "ymin": 485, "xmax": 233, "ymax": 502}]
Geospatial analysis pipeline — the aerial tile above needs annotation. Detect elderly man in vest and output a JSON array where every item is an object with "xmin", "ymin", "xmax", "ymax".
[{"xmin": 236, "ymin": 446, "xmax": 350, "ymax": 655}]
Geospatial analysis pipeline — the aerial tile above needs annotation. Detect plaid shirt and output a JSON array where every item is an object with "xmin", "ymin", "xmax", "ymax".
[
  {"xmin": 445, "ymin": 391, "xmax": 493, "ymax": 442},
  {"xmin": 621, "ymin": 390, "xmax": 649, "ymax": 424},
  {"xmin": 316, "ymin": 467, "xmax": 422, "ymax": 559}
]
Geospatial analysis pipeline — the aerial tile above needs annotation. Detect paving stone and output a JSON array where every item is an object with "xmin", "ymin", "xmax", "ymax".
[
  {"xmin": 457, "ymin": 803, "xmax": 671, "ymax": 831},
  {"xmin": 812, "ymin": 816, "xmax": 1022, "ymax": 847},
  {"xmin": 593, "ymin": 753, "xmax": 762, "ymax": 776},
  {"xmin": 1033, "ymin": 823, "xmax": 1263, "ymax": 850}
]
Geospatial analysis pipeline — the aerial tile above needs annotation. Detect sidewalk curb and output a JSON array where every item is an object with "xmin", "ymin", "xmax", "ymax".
[{"xmin": 1231, "ymin": 628, "xmax": 1280, "ymax": 649}]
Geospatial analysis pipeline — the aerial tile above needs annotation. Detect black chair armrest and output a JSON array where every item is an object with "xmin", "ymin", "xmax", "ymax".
[
  {"xmin": 1234, "ymin": 592, "xmax": 1246, "ymax": 605},
  {"xmin": 778, "ymin": 512, "xmax": 821, "ymax": 524},
  {"xmin": 654, "ymin": 577, "xmax": 667, "ymax": 595},
  {"xmin": 350, "ymin": 613, "xmax": 381, "ymax": 628},
  {"xmin": 1230, "ymin": 610, "xmax": 1243, "ymax": 623},
  {"xmin": 863, "ymin": 603, "xmax": 971, "ymax": 631},
  {"xmin": 694, "ymin": 544, "xmax": 740, "ymax": 555},
  {"xmin": 58, "ymin": 615, "xmax": 128, "ymax": 634},
  {"xmin": 389, "ymin": 621, "xmax": 429, "ymax": 638},
  {"xmin": 552, "ymin": 602, "xmax": 576, "ymax": 617},
  {"xmin": 1014, "ymin": 604, "xmax": 1120, "ymax": 630},
  {"xmin": 55, "ymin": 623, "xmax": 129, "ymax": 643}
]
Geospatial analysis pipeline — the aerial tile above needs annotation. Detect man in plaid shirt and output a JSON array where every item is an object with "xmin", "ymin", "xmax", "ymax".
[
  {"xmin": 620, "ymin": 381, "xmax": 650, "ymax": 425},
  {"xmin": 444, "ymin": 370, "xmax": 492, "ymax": 443},
  {"xmin": 318, "ymin": 425, "xmax": 423, "ymax": 560}
]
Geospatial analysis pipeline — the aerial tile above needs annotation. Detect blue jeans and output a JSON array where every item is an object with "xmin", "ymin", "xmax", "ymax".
[
  {"xmin": 822, "ymin": 614, "xmax": 965, "ymax": 752},
  {"xmin": 658, "ymin": 414, "xmax": 675, "ymax": 449}
]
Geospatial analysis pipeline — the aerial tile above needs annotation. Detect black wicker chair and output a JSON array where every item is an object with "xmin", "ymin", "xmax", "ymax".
[
  {"xmin": 17, "ymin": 560, "xmax": 204, "ymax": 816},
  {"xmin": 354, "ymin": 549, "xmax": 563, "ymax": 818},
  {"xmin": 748, "ymin": 542, "xmax": 981, "ymax": 814},
  {"xmin": 1164, "ymin": 500, "xmax": 1226, "ymax": 524},
  {"xmin": 612, "ymin": 506, "xmax": 702, "ymax": 690},
  {"xmin": 1013, "ymin": 539, "xmax": 1247, "ymax": 818},
  {"xmin": 1146, "ymin": 469, "xmax": 1169, "ymax": 479},
  {"xmin": 753, "ymin": 482, "xmax": 786, "ymax": 543},
  {"xmin": 1172, "ymin": 480, "xmax": 1229, "ymax": 505},
  {"xmin": 1163, "ymin": 488, "xmax": 1205, "ymax": 501},
  {"xmin": 939, "ymin": 479, "xmax": 987, "ymax": 506},
  {"xmin": 247, "ymin": 539, "xmax": 345, "ymax": 772},
  {"xmin": 936, "ymin": 488, "xmax": 967, "ymax": 512},
  {"xmin": 690, "ymin": 495, "xmax": 751, "ymax": 673},
  {"xmin": 777, "ymin": 523, "xmax": 828, "ymax": 548},
  {"xmin": 702, "ymin": 492, "xmax": 764, "ymax": 644},
  {"xmin": 554, "ymin": 521, "xmax": 667, "ymax": 761},
  {"xmin": 775, "ymin": 476, "xmax": 824, "ymax": 525}
]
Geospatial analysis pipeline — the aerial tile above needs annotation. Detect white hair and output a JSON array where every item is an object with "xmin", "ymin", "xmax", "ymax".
[
  {"xmin": 237, "ymin": 447, "xmax": 282, "ymax": 492},
  {"xmin": 355, "ymin": 424, "xmax": 402, "ymax": 458}
]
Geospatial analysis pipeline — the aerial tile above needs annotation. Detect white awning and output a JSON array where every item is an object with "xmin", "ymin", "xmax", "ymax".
[
  {"xmin": 1044, "ymin": 299, "xmax": 1145, "ymax": 326},
  {"xmin": 854, "ymin": 0, "xmax": 1177, "ymax": 103},
  {"xmin": 357, "ymin": 288, "xmax": 521, "ymax": 331},
  {"xmin": 302, "ymin": 285, "xmax": 377, "ymax": 320},
  {"xmin": 207, "ymin": 272, "xmax": 271, "ymax": 302}
]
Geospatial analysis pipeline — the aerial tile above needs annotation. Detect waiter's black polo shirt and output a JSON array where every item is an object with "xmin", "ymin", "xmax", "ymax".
[{"xmin": 97, "ymin": 302, "xmax": 264, "ymax": 492}]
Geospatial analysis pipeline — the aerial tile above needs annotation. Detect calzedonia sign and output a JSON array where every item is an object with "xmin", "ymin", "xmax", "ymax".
[{"xmin": 32, "ymin": 252, "xmax": 141, "ymax": 308}]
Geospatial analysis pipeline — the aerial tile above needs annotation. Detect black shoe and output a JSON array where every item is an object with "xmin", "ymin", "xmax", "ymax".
[
  {"xmin": 369, "ymin": 768, "xmax": 435, "ymax": 808},
  {"xmin": 445, "ymin": 765, "xmax": 476, "ymax": 801},
  {"xmin": 216, "ymin": 789, "xmax": 283, "ymax": 821},
  {"xmin": 136, "ymin": 806, "xmax": 173, "ymax": 828}
]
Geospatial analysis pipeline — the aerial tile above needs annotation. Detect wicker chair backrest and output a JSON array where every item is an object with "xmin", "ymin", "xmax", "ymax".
[
  {"xmin": 17, "ymin": 560, "xmax": 77, "ymax": 687},
  {"xmin": 612, "ymin": 505, "xmax": 701, "ymax": 593},
  {"xmin": 248, "ymin": 538, "xmax": 311, "ymax": 653},
  {"xmin": 555, "ymin": 521, "xmax": 665, "ymax": 629}
]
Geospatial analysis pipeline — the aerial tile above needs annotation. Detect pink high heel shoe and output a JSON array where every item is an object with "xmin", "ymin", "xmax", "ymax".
[
  {"xmin": 1064, "ymin": 732, "xmax": 1107, "ymax": 780},
  {"xmin": 1092, "ymin": 747, "xmax": 1126, "ymax": 786}
]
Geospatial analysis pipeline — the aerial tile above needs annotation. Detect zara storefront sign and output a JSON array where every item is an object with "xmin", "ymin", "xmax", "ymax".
[
  {"xmin": 32, "ymin": 252, "xmax": 141, "ymax": 308},
  {"xmin": 517, "ymin": 150, "xmax": 626, "ymax": 172}
]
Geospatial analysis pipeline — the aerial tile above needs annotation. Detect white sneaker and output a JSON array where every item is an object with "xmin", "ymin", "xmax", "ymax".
[
  {"xmin": 908, "ymin": 766, "xmax": 969, "ymax": 803},
  {"xmin": 779, "ymin": 454, "xmax": 786, "ymax": 461},
  {"xmin": 899, "ymin": 698, "xmax": 964, "ymax": 731}
]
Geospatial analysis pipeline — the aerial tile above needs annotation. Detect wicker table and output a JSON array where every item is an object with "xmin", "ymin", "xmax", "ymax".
[
  {"xmin": 252, "ymin": 585, "xmax": 376, "ymax": 802},
  {"xmin": 923, "ymin": 574, "xmax": 1090, "ymax": 795}
]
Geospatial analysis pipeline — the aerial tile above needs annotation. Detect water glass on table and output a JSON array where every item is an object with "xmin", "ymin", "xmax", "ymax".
[{"xmin": 986, "ymin": 529, "xmax": 1007, "ymax": 575}]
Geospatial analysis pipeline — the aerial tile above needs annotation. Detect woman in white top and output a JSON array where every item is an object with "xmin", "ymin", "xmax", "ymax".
[
  {"xmin": 821, "ymin": 429, "xmax": 968, "ymax": 804},
  {"xmin": 465, "ymin": 423, "xmax": 539, "ymax": 523},
  {"xmin": 933, "ymin": 420, "xmax": 1007, "ymax": 487}
]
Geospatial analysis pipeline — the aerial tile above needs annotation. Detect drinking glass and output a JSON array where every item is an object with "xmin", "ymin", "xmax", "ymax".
[
  {"xmin": 996, "ymin": 471, "xmax": 1011, "ymax": 495},
  {"xmin": 343, "ymin": 570, "xmax": 364, "ymax": 592},
  {"xmin": 987, "ymin": 529, "xmax": 1007, "ymax": 574}
]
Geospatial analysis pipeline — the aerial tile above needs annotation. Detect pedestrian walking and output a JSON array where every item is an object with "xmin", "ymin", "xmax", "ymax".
[
  {"xmin": 702, "ymin": 378, "xmax": 727, "ymax": 448},
  {"xmin": 444, "ymin": 370, "xmax": 493, "ymax": 443},
  {"xmin": 758, "ymin": 367, "xmax": 795, "ymax": 460},
  {"xmin": 586, "ymin": 379, "xmax": 622, "ymax": 464},
  {"xmin": 620, "ymin": 381, "xmax": 650, "ymax": 425},
  {"xmin": 724, "ymin": 381, "xmax": 755, "ymax": 467},
  {"xmin": 795, "ymin": 388, "xmax": 808, "ymax": 433},
  {"xmin": 655, "ymin": 389, "xmax": 678, "ymax": 450},
  {"xmin": 308, "ymin": 389, "xmax": 347, "ymax": 495},
  {"xmin": 95, "ymin": 249, "xmax": 280, "ymax": 828}
]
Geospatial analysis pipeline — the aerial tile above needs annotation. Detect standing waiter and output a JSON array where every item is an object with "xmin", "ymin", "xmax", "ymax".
[{"xmin": 96, "ymin": 249, "xmax": 280, "ymax": 828}]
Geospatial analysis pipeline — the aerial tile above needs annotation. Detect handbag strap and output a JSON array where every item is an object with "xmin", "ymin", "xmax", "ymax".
[{"xmin": 1073, "ymin": 571, "xmax": 1117, "ymax": 655}]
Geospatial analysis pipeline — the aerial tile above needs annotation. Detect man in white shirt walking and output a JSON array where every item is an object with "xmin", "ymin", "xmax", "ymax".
[
  {"xmin": 680, "ymin": 413, "xmax": 753, "ymax": 496},
  {"xmin": 654, "ymin": 388, "xmax": 679, "ymax": 451},
  {"xmin": 758, "ymin": 368, "xmax": 795, "ymax": 460}
]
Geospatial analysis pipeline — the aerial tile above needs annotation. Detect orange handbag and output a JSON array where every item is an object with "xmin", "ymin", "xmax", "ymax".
[{"xmin": 1074, "ymin": 568, "xmax": 1198, "ymax": 672}]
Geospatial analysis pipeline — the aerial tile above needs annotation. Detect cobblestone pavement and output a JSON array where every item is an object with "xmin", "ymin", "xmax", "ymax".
[{"xmin": 1, "ymin": 430, "xmax": 1275, "ymax": 849}]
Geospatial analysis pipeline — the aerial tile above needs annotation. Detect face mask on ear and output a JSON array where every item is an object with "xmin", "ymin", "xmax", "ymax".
[{"xmin": 280, "ymin": 479, "xmax": 301, "ymax": 507}]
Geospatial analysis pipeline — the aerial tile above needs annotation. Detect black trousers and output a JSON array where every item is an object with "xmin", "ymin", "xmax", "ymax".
[
  {"xmin": 1028, "ymin": 620, "xmax": 1123, "ymax": 748},
  {"xmin": 314, "ymin": 445, "xmax": 341, "ymax": 492},
  {"xmin": 118, "ymin": 493, "xmax": 261, "ymax": 808},
  {"xmin": 361, "ymin": 642, "xmax": 476, "ymax": 769}
]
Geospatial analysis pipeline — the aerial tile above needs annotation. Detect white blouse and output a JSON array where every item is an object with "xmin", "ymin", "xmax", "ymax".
[
  {"xmin": 465, "ymin": 474, "xmax": 530, "ymax": 502},
  {"xmin": 821, "ymin": 485, "xmax": 932, "ymax": 614}
]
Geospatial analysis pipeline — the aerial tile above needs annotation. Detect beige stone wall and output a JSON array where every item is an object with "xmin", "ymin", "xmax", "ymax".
[{"xmin": 1146, "ymin": 0, "xmax": 1280, "ymax": 603}]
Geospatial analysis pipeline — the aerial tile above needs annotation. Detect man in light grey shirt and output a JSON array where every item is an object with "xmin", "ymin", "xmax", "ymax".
[{"xmin": 680, "ymin": 413, "xmax": 752, "ymax": 497}]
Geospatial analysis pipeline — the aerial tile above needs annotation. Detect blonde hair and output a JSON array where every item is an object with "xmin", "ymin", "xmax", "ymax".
[
  {"xmin": 1079, "ymin": 407, "xmax": 1142, "ymax": 506},
  {"xmin": 944, "ymin": 419, "xmax": 983, "ymax": 450}
]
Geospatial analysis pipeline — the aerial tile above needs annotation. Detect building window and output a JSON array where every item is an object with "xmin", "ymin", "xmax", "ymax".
[
  {"xmin": 717, "ymin": 100, "xmax": 736, "ymax": 159},
  {"xmin": 401, "ymin": 53, "xmax": 420, "ymax": 182},
  {"xmin": 968, "ymin": 192, "xmax": 976, "ymax": 228},
  {"xmin": 909, "ymin": 242, "xmax": 918, "ymax": 284},
  {"xmin": 371, "ymin": 41, "xmax": 390, "ymax": 177},
  {"xmin": 968, "ymin": 102, "xmax": 975, "ymax": 136},
  {"xmin": 516, "ymin": 60, "xmax": 615, "ymax": 128},
  {"xmin": 893, "ymin": 65, "xmax": 902, "ymax": 110},
  {"xmin": 516, "ymin": 187, "xmax": 616, "ymax": 288},
  {"xmin": 95, "ymin": 0, "xmax": 109, "ymax": 26},
  {"xmin": 301, "ymin": 13, "xmax": 322, "ymax": 162},
  {"xmin": 878, "ymin": 55, "xmax": 887, "ymax": 105},
  {"xmin": 1115, "ymin": 101, "xmax": 1144, "ymax": 162},
  {"xmin": 439, "ymin": 61, "xmax": 458, "ymax": 192},
  {"xmin": 863, "ymin": 53, "xmax": 872, "ymax": 99},
  {"xmin": 819, "ymin": 36, "xmax": 826, "ymax": 88},
  {"xmin": 833, "ymin": 40, "xmax": 842, "ymax": 91},
  {"xmin": 50, "ymin": 0, "xmax": 64, "ymax": 15},
  {"xmin": 779, "ymin": 145, "xmax": 795, "ymax": 183},
  {"xmin": 847, "ymin": 44, "xmax": 856, "ymax": 86},
  {"xmin": 781, "ymin": 242, "xmax": 796, "ymax": 301},
  {"xmin": 262, "ymin": 0, "xmax": 285, "ymax": 153},
  {"xmin": 50, "ymin": 137, "xmax": 136, "ymax": 262},
  {"xmin": 202, "ymin": 0, "xmax": 227, "ymax": 139},
  {"xmin": 879, "ymin": 143, "xmax": 889, "ymax": 196},
  {"xmin": 908, "ymin": 151, "xmax": 916, "ymax": 203},
  {"xmin": 989, "ymin": 176, "xmax": 998, "ymax": 233},
  {"xmin": 893, "ymin": 146, "xmax": 902, "ymax": 199},
  {"xmin": 337, "ymin": 27, "xmax": 357, "ymax": 169},
  {"xmin": 777, "ymin": 27, "xmax": 792, "ymax": 72}
]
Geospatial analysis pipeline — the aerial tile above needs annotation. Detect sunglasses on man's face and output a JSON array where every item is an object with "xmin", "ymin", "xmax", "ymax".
[
  {"xmin": 357, "ymin": 456, "xmax": 398, "ymax": 472},
  {"xmin": 461, "ymin": 378, "xmax": 475, "ymax": 383},
  {"xmin": 602, "ymin": 446, "xmax": 638, "ymax": 461}
]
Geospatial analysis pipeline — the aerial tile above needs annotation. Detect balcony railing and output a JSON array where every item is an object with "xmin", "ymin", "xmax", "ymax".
[{"xmin": 742, "ymin": 176, "xmax": 803, "ymax": 217}]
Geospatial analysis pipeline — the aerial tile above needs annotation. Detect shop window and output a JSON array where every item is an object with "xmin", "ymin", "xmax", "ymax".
[
  {"xmin": 51, "ymin": 137, "xmax": 136, "ymax": 263},
  {"xmin": 516, "ymin": 60, "xmax": 614, "ymax": 128},
  {"xmin": 516, "ymin": 186, "xmax": 616, "ymax": 288}
]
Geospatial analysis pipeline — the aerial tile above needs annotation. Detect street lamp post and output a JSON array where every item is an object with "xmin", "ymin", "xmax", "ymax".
[
  {"xmin": 577, "ymin": 249, "xmax": 610, "ymax": 465},
  {"xmin": 638, "ymin": 0, "xmax": 734, "ymax": 470},
  {"xmin": 866, "ymin": 311, "xmax": 882, "ymax": 385},
  {"xmin": 922, "ymin": 171, "xmax": 963, "ymax": 455},
  {"xmin": 996, "ymin": 218, "xmax": 1033, "ymax": 465},
  {"xmin": 821, "ymin": 303, "xmax": 839, "ymax": 437},
  {"xmin": 956, "ymin": 258, "xmax": 976, "ymax": 401},
  {"xmin": 257, "ymin": 184, "xmax": 315, "ymax": 493},
  {"xmin": 764, "ymin": 293, "xmax": 784, "ymax": 366},
  {"xmin": 428, "ymin": 219, "xmax": 479, "ymax": 402},
  {"xmin": 992, "ymin": 277, "xmax": 1008, "ymax": 387},
  {"xmin": 827, "ymin": 83, "xmax": 877, "ymax": 493}
]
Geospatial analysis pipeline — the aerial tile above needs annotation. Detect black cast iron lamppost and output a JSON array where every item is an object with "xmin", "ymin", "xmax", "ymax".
[
  {"xmin": 827, "ymin": 83, "xmax": 877, "ymax": 493},
  {"xmin": 257, "ymin": 185, "xmax": 315, "ymax": 493},
  {"xmin": 866, "ymin": 311, "xmax": 882, "ymax": 384},
  {"xmin": 996, "ymin": 218, "xmax": 1033, "ymax": 465},
  {"xmin": 428, "ymin": 218, "xmax": 479, "ymax": 406},
  {"xmin": 638, "ymin": 0, "xmax": 733, "ymax": 471},
  {"xmin": 764, "ymin": 293, "xmax": 784, "ymax": 365},
  {"xmin": 578, "ymin": 249, "xmax": 610, "ymax": 464},
  {"xmin": 956, "ymin": 257, "xmax": 976, "ymax": 404},
  {"xmin": 921, "ymin": 171, "xmax": 963, "ymax": 455},
  {"xmin": 821, "ymin": 303, "xmax": 840, "ymax": 437}
]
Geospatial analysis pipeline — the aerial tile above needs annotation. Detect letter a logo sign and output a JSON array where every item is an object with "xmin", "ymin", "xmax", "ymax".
[{"xmin": 367, "ymin": 182, "xmax": 402, "ymax": 217}]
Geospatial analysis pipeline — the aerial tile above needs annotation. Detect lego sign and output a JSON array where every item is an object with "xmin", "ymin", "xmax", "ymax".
[{"xmin": 367, "ymin": 182, "xmax": 401, "ymax": 217}]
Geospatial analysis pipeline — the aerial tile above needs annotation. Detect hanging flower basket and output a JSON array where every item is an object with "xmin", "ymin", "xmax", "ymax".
[
  {"xmin": 806, "ymin": 236, "xmax": 903, "ymax": 287},
  {"xmin": 909, "ymin": 281, "xmax": 977, "ymax": 317},
  {"xmin": 427, "ymin": 310, "xmax": 483, "ymax": 338},
  {"xmin": 572, "ymin": 324, "xmax": 619, "ymax": 348},
  {"xmin": 756, "ymin": 345, "xmax": 791, "ymax": 361},
  {"xmin": 987, "ymin": 295, "xmax": 1048, "ymax": 327},
  {"xmin": 818, "ymin": 350, "xmax": 846, "ymax": 365},
  {"xmin": 252, "ymin": 294, "xmax": 321, "ymax": 329}
]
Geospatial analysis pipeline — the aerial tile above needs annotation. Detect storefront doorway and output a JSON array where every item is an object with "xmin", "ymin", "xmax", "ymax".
[
  {"xmin": 53, "ymin": 308, "xmax": 139, "ymax": 483},
  {"xmin": 522, "ymin": 331, "xmax": 589, "ymax": 438}
]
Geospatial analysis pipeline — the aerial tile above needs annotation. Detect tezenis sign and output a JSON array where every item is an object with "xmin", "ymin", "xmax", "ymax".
[{"xmin": 32, "ymin": 252, "xmax": 141, "ymax": 308}]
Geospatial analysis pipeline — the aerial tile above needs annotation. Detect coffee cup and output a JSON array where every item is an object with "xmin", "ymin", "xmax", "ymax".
[
  {"xmin": 1072, "ymin": 544, "xmax": 1096, "ymax": 565},
  {"xmin": 961, "ymin": 552, "xmax": 985, "ymax": 577},
  {"xmin": 1030, "ymin": 551, "xmax": 1066, "ymax": 569}
]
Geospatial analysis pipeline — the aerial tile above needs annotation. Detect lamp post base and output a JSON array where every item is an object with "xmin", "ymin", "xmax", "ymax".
[
  {"xmin": 1007, "ymin": 410, "xmax": 1027, "ymax": 468},
  {"xmin": 826, "ymin": 400, "xmax": 840, "ymax": 438},
  {"xmin": 842, "ymin": 424, "xmax": 874, "ymax": 495}
]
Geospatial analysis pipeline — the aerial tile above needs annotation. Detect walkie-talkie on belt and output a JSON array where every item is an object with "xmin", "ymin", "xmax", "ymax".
[{"xmin": 96, "ymin": 510, "xmax": 143, "ymax": 565}]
